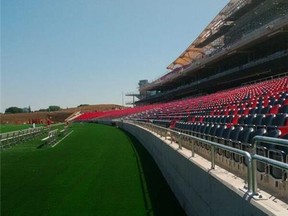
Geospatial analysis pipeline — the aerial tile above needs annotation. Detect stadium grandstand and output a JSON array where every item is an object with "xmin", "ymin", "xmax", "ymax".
[
  {"xmin": 136, "ymin": 0, "xmax": 288, "ymax": 104},
  {"xmin": 73, "ymin": 0, "xmax": 288, "ymax": 214}
]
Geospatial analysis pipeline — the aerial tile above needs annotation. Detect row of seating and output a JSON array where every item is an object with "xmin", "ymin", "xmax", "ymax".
[
  {"xmin": 145, "ymin": 97, "xmax": 288, "ymax": 121},
  {"xmin": 75, "ymin": 76, "xmax": 288, "ymax": 189},
  {"xmin": 194, "ymin": 113, "xmax": 287, "ymax": 128},
  {"xmin": 76, "ymin": 77, "xmax": 288, "ymax": 142},
  {"xmin": 133, "ymin": 77, "xmax": 287, "ymax": 121},
  {"xmin": 75, "ymin": 105, "xmax": 158, "ymax": 121},
  {"xmin": 174, "ymin": 122, "xmax": 287, "ymax": 179},
  {"xmin": 132, "ymin": 78, "xmax": 288, "ymax": 172}
]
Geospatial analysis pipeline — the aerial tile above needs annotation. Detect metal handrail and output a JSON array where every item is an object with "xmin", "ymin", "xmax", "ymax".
[
  {"xmin": 129, "ymin": 120, "xmax": 254, "ymax": 194},
  {"xmin": 0, "ymin": 126, "xmax": 47, "ymax": 150},
  {"xmin": 128, "ymin": 120, "xmax": 288, "ymax": 197},
  {"xmin": 251, "ymin": 136, "xmax": 288, "ymax": 195},
  {"xmin": 0, "ymin": 126, "xmax": 46, "ymax": 137}
]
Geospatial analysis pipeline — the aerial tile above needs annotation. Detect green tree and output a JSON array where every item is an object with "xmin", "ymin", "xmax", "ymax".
[
  {"xmin": 5, "ymin": 107, "xmax": 23, "ymax": 114},
  {"xmin": 48, "ymin": 105, "xmax": 61, "ymax": 112},
  {"xmin": 78, "ymin": 104, "xmax": 89, "ymax": 107}
]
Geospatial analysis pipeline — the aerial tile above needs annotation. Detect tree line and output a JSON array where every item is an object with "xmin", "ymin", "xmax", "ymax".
[{"xmin": 4, "ymin": 105, "xmax": 61, "ymax": 114}]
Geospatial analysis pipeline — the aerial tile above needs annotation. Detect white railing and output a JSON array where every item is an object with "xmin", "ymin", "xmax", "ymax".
[{"xmin": 0, "ymin": 126, "xmax": 47, "ymax": 150}]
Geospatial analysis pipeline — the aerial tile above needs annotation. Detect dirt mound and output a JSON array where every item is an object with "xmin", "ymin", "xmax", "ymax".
[
  {"xmin": 64, "ymin": 104, "xmax": 122, "ymax": 112},
  {"xmin": 1, "ymin": 104, "xmax": 123, "ymax": 124}
]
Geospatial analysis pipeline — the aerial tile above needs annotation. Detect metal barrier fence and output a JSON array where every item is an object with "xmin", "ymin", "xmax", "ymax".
[
  {"xmin": 0, "ymin": 126, "xmax": 47, "ymax": 150},
  {"xmin": 129, "ymin": 120, "xmax": 288, "ymax": 196},
  {"xmin": 251, "ymin": 136, "xmax": 288, "ymax": 195}
]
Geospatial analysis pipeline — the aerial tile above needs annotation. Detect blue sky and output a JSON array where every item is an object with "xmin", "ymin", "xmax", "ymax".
[{"xmin": 1, "ymin": 0, "xmax": 229, "ymax": 112}]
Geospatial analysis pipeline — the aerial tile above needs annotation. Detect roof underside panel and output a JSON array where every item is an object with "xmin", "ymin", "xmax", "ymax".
[{"xmin": 167, "ymin": 0, "xmax": 264, "ymax": 70}]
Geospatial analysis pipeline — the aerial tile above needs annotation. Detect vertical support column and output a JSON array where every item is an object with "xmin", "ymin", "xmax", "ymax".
[
  {"xmin": 178, "ymin": 132, "xmax": 182, "ymax": 150},
  {"xmin": 245, "ymin": 152, "xmax": 253, "ymax": 195},
  {"xmin": 251, "ymin": 140, "xmax": 258, "ymax": 195},
  {"xmin": 211, "ymin": 145, "xmax": 215, "ymax": 169},
  {"xmin": 191, "ymin": 138, "xmax": 195, "ymax": 157}
]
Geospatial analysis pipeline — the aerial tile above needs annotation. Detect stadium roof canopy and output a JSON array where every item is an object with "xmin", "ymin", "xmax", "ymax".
[
  {"xmin": 167, "ymin": 0, "xmax": 252, "ymax": 70},
  {"xmin": 137, "ymin": 0, "xmax": 288, "ymax": 104}
]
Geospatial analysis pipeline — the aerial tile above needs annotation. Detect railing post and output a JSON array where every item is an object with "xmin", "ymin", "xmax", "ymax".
[
  {"xmin": 191, "ymin": 138, "xmax": 195, "ymax": 157},
  {"xmin": 211, "ymin": 144, "xmax": 215, "ymax": 169},
  {"xmin": 251, "ymin": 140, "xmax": 258, "ymax": 195},
  {"xmin": 244, "ymin": 152, "xmax": 253, "ymax": 195},
  {"xmin": 178, "ymin": 132, "xmax": 182, "ymax": 149}
]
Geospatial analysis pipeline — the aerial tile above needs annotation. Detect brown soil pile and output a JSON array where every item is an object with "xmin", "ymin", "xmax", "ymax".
[{"xmin": 64, "ymin": 104, "xmax": 122, "ymax": 112}]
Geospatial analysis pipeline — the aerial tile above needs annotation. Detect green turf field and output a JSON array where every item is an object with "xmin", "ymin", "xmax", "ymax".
[
  {"xmin": 0, "ymin": 123, "xmax": 62, "ymax": 134},
  {"xmin": 0, "ymin": 124, "xmax": 34, "ymax": 133},
  {"xmin": 0, "ymin": 124, "xmax": 48, "ymax": 133},
  {"xmin": 1, "ymin": 123, "xmax": 186, "ymax": 216}
]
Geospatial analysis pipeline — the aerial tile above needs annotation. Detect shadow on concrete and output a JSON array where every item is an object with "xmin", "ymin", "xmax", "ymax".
[{"xmin": 124, "ymin": 130, "xmax": 187, "ymax": 216}]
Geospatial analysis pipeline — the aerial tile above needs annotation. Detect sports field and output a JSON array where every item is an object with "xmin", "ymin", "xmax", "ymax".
[
  {"xmin": 1, "ymin": 123, "xmax": 186, "ymax": 216},
  {"xmin": 0, "ymin": 124, "xmax": 36, "ymax": 133}
]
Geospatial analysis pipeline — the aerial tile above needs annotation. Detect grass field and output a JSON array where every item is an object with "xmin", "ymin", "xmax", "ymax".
[
  {"xmin": 0, "ymin": 123, "xmax": 63, "ymax": 134},
  {"xmin": 1, "ymin": 123, "xmax": 186, "ymax": 216},
  {"xmin": 0, "ymin": 124, "xmax": 35, "ymax": 133}
]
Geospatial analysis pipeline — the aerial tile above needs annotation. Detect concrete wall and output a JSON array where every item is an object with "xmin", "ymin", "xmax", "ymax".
[{"xmin": 122, "ymin": 122, "xmax": 267, "ymax": 216}]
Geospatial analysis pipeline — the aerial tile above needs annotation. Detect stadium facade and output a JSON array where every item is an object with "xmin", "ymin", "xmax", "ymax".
[{"xmin": 135, "ymin": 0, "xmax": 288, "ymax": 104}]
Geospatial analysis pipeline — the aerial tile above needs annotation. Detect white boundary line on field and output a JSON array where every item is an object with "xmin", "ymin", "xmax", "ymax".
[{"xmin": 51, "ymin": 130, "xmax": 74, "ymax": 148}]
